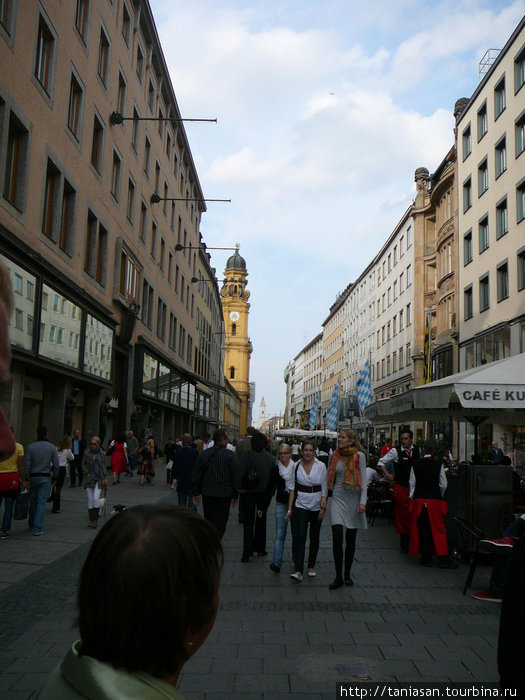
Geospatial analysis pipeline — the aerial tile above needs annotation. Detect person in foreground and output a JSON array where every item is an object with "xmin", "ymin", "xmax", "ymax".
[
  {"xmin": 37, "ymin": 504, "xmax": 222, "ymax": 699},
  {"xmin": 327, "ymin": 429, "xmax": 367, "ymax": 590}
]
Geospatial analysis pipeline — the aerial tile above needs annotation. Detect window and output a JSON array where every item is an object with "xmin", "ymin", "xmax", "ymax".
[
  {"xmin": 463, "ymin": 230, "xmax": 472, "ymax": 265},
  {"xmin": 110, "ymin": 150, "xmax": 121, "ymax": 200},
  {"xmin": 229, "ymin": 366, "xmax": 235, "ymax": 379},
  {"xmin": 1, "ymin": 0, "xmax": 13, "ymax": 33},
  {"xmin": 462, "ymin": 124, "xmax": 471, "ymax": 160},
  {"xmin": 97, "ymin": 28, "xmax": 110, "ymax": 85},
  {"xmin": 477, "ymin": 102, "xmax": 487, "ymax": 141},
  {"xmin": 126, "ymin": 178, "xmax": 135, "ymax": 222},
  {"xmin": 463, "ymin": 177, "xmax": 472, "ymax": 212},
  {"xmin": 479, "ymin": 217, "xmax": 489, "ymax": 253},
  {"xmin": 168, "ymin": 252, "xmax": 173, "ymax": 283},
  {"xmin": 157, "ymin": 106, "xmax": 164, "ymax": 139},
  {"xmin": 4, "ymin": 113, "xmax": 29, "ymax": 209},
  {"xmin": 67, "ymin": 74, "xmax": 83, "ymax": 138},
  {"xmin": 59, "ymin": 180, "xmax": 76, "ymax": 254},
  {"xmin": 150, "ymin": 221, "xmax": 157, "ymax": 259},
  {"xmin": 516, "ymin": 112, "xmax": 525, "ymax": 157},
  {"xmin": 143, "ymin": 136, "xmax": 151, "ymax": 175},
  {"xmin": 406, "ymin": 226, "xmax": 412, "ymax": 248},
  {"xmin": 148, "ymin": 81, "xmax": 155, "ymax": 112},
  {"xmin": 169, "ymin": 313, "xmax": 177, "ymax": 351},
  {"xmin": 141, "ymin": 280, "xmax": 154, "ymax": 328},
  {"xmin": 117, "ymin": 72, "xmax": 126, "ymax": 114},
  {"xmin": 35, "ymin": 16, "xmax": 55, "ymax": 94},
  {"xmin": 517, "ymin": 180, "xmax": 525, "ymax": 223},
  {"xmin": 159, "ymin": 238, "xmax": 165, "ymax": 271},
  {"xmin": 479, "ymin": 275, "xmax": 490, "ymax": 312},
  {"xmin": 139, "ymin": 202, "xmax": 147, "ymax": 242},
  {"xmin": 84, "ymin": 211, "xmax": 107, "ymax": 285},
  {"xmin": 478, "ymin": 158, "xmax": 488, "ymax": 196},
  {"xmin": 497, "ymin": 262, "xmax": 509, "ymax": 302},
  {"xmin": 75, "ymin": 0, "xmax": 89, "ymax": 43},
  {"xmin": 464, "ymin": 286, "xmax": 473, "ymax": 320},
  {"xmin": 496, "ymin": 198, "xmax": 508, "ymax": 239},
  {"xmin": 406, "ymin": 303, "xmax": 411, "ymax": 326},
  {"xmin": 178, "ymin": 326, "xmax": 185, "ymax": 358},
  {"xmin": 406, "ymin": 264, "xmax": 412, "ymax": 287},
  {"xmin": 122, "ymin": 4, "xmax": 130, "ymax": 46},
  {"xmin": 515, "ymin": 45, "xmax": 525, "ymax": 94},
  {"xmin": 90, "ymin": 114, "xmax": 104, "ymax": 172},
  {"xmin": 42, "ymin": 159, "xmax": 60, "ymax": 238},
  {"xmin": 399, "ymin": 272, "xmax": 404, "ymax": 293},
  {"xmin": 119, "ymin": 250, "xmax": 141, "ymax": 303},
  {"xmin": 399, "ymin": 347, "xmax": 404, "ymax": 369},
  {"xmin": 187, "ymin": 335, "xmax": 193, "ymax": 365},
  {"xmin": 157, "ymin": 298, "xmax": 166, "ymax": 342},
  {"xmin": 518, "ymin": 249, "xmax": 525, "ymax": 291},
  {"xmin": 131, "ymin": 107, "xmax": 139, "ymax": 151},
  {"xmin": 136, "ymin": 45, "xmax": 144, "ymax": 82},
  {"xmin": 495, "ymin": 138, "xmax": 507, "ymax": 178},
  {"xmin": 494, "ymin": 77, "xmax": 506, "ymax": 119}
]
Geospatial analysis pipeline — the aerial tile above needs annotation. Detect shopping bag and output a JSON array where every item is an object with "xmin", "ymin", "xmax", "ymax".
[{"xmin": 14, "ymin": 491, "xmax": 29, "ymax": 520}]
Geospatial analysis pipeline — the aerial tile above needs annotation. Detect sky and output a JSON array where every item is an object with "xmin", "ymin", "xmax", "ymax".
[{"xmin": 149, "ymin": 0, "xmax": 525, "ymax": 421}]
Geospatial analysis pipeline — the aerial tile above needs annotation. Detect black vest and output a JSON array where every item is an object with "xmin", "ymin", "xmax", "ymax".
[
  {"xmin": 411, "ymin": 457, "xmax": 443, "ymax": 500},
  {"xmin": 394, "ymin": 444, "xmax": 420, "ymax": 488}
]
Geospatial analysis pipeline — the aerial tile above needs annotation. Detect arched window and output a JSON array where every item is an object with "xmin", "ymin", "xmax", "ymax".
[
  {"xmin": 229, "ymin": 366, "xmax": 235, "ymax": 379},
  {"xmin": 232, "ymin": 323, "xmax": 237, "ymax": 336}
]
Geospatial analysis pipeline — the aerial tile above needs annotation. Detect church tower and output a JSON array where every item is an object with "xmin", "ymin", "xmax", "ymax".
[
  {"xmin": 258, "ymin": 397, "xmax": 266, "ymax": 429},
  {"xmin": 221, "ymin": 245, "xmax": 252, "ymax": 435}
]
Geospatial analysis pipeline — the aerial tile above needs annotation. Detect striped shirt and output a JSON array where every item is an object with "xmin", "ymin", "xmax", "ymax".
[{"xmin": 192, "ymin": 445, "xmax": 239, "ymax": 498}]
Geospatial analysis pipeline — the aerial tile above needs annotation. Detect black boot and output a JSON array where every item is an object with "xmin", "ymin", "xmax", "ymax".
[{"xmin": 330, "ymin": 525, "xmax": 344, "ymax": 590}]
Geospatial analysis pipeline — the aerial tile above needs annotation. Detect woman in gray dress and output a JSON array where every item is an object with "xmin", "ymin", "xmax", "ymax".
[{"xmin": 327, "ymin": 429, "xmax": 367, "ymax": 590}]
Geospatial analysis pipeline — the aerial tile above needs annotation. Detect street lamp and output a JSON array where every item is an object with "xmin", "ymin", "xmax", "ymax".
[
  {"xmin": 150, "ymin": 193, "xmax": 231, "ymax": 204},
  {"xmin": 109, "ymin": 111, "xmax": 217, "ymax": 126}
]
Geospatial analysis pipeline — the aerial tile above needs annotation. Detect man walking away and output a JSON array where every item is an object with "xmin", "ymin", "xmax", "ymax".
[
  {"xmin": 71, "ymin": 428, "xmax": 86, "ymax": 487},
  {"xmin": 171, "ymin": 433, "xmax": 198, "ymax": 510},
  {"xmin": 25, "ymin": 426, "xmax": 59, "ymax": 536},
  {"xmin": 192, "ymin": 430, "xmax": 239, "ymax": 539}
]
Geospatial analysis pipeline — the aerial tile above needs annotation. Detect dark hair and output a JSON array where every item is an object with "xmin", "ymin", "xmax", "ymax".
[
  {"xmin": 400, "ymin": 430, "xmax": 413, "ymax": 439},
  {"xmin": 212, "ymin": 429, "xmax": 228, "ymax": 443},
  {"xmin": 422, "ymin": 439, "xmax": 434, "ymax": 456},
  {"xmin": 250, "ymin": 431, "xmax": 267, "ymax": 452},
  {"xmin": 301, "ymin": 440, "xmax": 315, "ymax": 451},
  {"xmin": 181, "ymin": 433, "xmax": 193, "ymax": 446},
  {"xmin": 37, "ymin": 425, "xmax": 47, "ymax": 439},
  {"xmin": 116, "ymin": 432, "xmax": 127, "ymax": 444},
  {"xmin": 77, "ymin": 505, "xmax": 222, "ymax": 677}
]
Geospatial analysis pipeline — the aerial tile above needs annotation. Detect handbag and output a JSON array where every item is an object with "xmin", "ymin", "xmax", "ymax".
[
  {"xmin": 0, "ymin": 472, "xmax": 20, "ymax": 494},
  {"xmin": 14, "ymin": 490, "xmax": 29, "ymax": 520}
]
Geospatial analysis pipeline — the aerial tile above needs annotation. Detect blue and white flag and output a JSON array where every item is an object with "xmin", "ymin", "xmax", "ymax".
[
  {"xmin": 325, "ymin": 383, "xmax": 340, "ymax": 431},
  {"xmin": 309, "ymin": 392, "xmax": 320, "ymax": 429},
  {"xmin": 356, "ymin": 360, "xmax": 373, "ymax": 414}
]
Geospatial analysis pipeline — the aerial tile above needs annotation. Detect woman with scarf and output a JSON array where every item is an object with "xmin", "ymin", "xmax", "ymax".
[
  {"xmin": 82, "ymin": 437, "xmax": 108, "ymax": 528},
  {"xmin": 285, "ymin": 440, "xmax": 327, "ymax": 582},
  {"xmin": 268, "ymin": 443, "xmax": 295, "ymax": 573},
  {"xmin": 327, "ymin": 429, "xmax": 367, "ymax": 590}
]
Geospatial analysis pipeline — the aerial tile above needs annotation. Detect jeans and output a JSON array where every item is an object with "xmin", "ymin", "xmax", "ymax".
[
  {"xmin": 0, "ymin": 493, "xmax": 16, "ymax": 534},
  {"xmin": 272, "ymin": 502, "xmax": 289, "ymax": 567},
  {"xmin": 29, "ymin": 476, "xmax": 51, "ymax": 533},
  {"xmin": 178, "ymin": 487, "xmax": 197, "ymax": 511},
  {"xmin": 291, "ymin": 506, "xmax": 322, "ymax": 574},
  {"xmin": 202, "ymin": 496, "xmax": 231, "ymax": 540}
]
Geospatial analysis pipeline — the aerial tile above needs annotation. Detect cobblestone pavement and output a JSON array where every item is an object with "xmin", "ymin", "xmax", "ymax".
[{"xmin": 0, "ymin": 471, "xmax": 501, "ymax": 699}]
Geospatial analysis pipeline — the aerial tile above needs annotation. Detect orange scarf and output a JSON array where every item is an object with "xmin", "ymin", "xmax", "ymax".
[{"xmin": 327, "ymin": 447, "xmax": 362, "ymax": 491}]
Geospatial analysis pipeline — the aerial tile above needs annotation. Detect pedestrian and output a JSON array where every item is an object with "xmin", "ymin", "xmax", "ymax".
[
  {"xmin": 268, "ymin": 443, "xmax": 295, "ymax": 573},
  {"xmin": 82, "ymin": 436, "xmax": 108, "ymax": 528},
  {"xmin": 70, "ymin": 429, "xmax": 86, "ymax": 487},
  {"xmin": 126, "ymin": 429, "xmax": 139, "ymax": 476},
  {"xmin": 25, "ymin": 426, "xmax": 59, "ymax": 536},
  {"xmin": 235, "ymin": 427, "xmax": 256, "ymax": 524},
  {"xmin": 327, "ymin": 429, "xmax": 368, "ymax": 589},
  {"xmin": 238, "ymin": 431, "xmax": 274, "ymax": 562},
  {"xmin": 52, "ymin": 436, "xmax": 74, "ymax": 514},
  {"xmin": 202, "ymin": 432, "xmax": 214, "ymax": 450},
  {"xmin": 408, "ymin": 440, "xmax": 457, "ymax": 569},
  {"xmin": 377, "ymin": 430, "xmax": 420, "ymax": 554},
  {"xmin": 37, "ymin": 505, "xmax": 222, "ymax": 700},
  {"xmin": 192, "ymin": 430, "xmax": 239, "ymax": 540},
  {"xmin": 138, "ymin": 438, "xmax": 158, "ymax": 485},
  {"xmin": 108, "ymin": 433, "xmax": 128, "ymax": 485},
  {"xmin": 489, "ymin": 441, "xmax": 504, "ymax": 465},
  {"xmin": 170, "ymin": 434, "xmax": 198, "ymax": 511},
  {"xmin": 0, "ymin": 426, "xmax": 27, "ymax": 538},
  {"xmin": 165, "ymin": 438, "xmax": 178, "ymax": 484},
  {"xmin": 286, "ymin": 440, "xmax": 328, "ymax": 582},
  {"xmin": 380, "ymin": 437, "xmax": 394, "ymax": 457}
]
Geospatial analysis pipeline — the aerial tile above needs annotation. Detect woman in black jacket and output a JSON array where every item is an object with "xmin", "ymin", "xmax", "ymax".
[{"xmin": 238, "ymin": 432, "xmax": 274, "ymax": 562}]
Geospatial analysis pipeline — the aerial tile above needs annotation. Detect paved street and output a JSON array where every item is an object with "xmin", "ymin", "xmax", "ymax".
[{"xmin": 0, "ymin": 471, "xmax": 501, "ymax": 699}]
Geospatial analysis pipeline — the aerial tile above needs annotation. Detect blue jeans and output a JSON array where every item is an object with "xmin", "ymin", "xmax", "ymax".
[
  {"xmin": 272, "ymin": 502, "xmax": 289, "ymax": 567},
  {"xmin": 0, "ymin": 493, "xmax": 16, "ymax": 534},
  {"xmin": 28, "ymin": 477, "xmax": 51, "ymax": 533},
  {"xmin": 178, "ymin": 487, "xmax": 197, "ymax": 511}
]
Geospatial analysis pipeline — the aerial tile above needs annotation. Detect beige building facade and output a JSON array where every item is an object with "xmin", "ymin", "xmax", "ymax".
[{"xmin": 0, "ymin": 0, "xmax": 224, "ymax": 446}]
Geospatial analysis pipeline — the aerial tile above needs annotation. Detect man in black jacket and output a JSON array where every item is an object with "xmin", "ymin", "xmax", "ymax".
[{"xmin": 192, "ymin": 430, "xmax": 239, "ymax": 539}]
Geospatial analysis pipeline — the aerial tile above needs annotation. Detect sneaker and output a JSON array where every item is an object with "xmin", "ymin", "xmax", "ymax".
[
  {"xmin": 472, "ymin": 590, "xmax": 502, "ymax": 603},
  {"xmin": 269, "ymin": 563, "xmax": 281, "ymax": 573},
  {"xmin": 480, "ymin": 536, "xmax": 515, "ymax": 549},
  {"xmin": 33, "ymin": 530, "xmax": 44, "ymax": 536},
  {"xmin": 0, "ymin": 532, "xmax": 8, "ymax": 539},
  {"xmin": 290, "ymin": 571, "xmax": 303, "ymax": 582},
  {"xmin": 170, "ymin": 485, "xmax": 177, "ymax": 489},
  {"xmin": 307, "ymin": 568, "xmax": 316, "ymax": 577}
]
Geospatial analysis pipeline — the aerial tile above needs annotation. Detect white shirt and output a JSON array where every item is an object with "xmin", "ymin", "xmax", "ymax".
[
  {"xmin": 203, "ymin": 440, "xmax": 214, "ymax": 450},
  {"xmin": 290, "ymin": 458, "xmax": 327, "ymax": 511}
]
